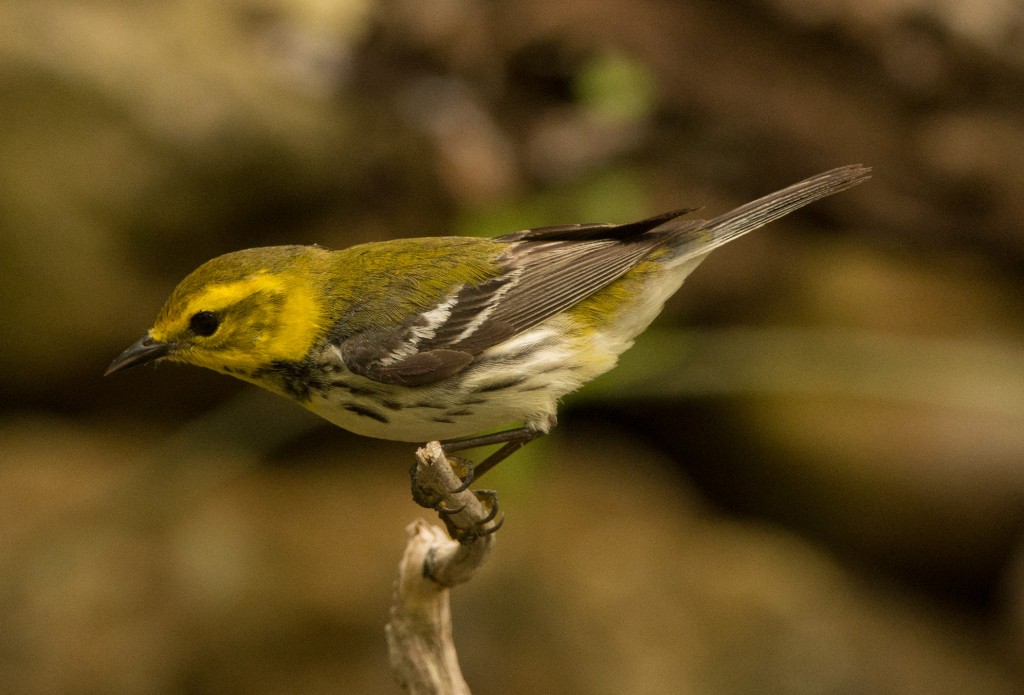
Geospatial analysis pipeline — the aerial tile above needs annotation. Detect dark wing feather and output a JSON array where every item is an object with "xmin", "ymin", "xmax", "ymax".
[
  {"xmin": 337, "ymin": 165, "xmax": 872, "ymax": 386},
  {"xmin": 336, "ymin": 213, "xmax": 689, "ymax": 386},
  {"xmin": 462, "ymin": 239, "xmax": 649, "ymax": 341},
  {"xmin": 496, "ymin": 208, "xmax": 697, "ymax": 242},
  {"xmin": 338, "ymin": 323, "xmax": 475, "ymax": 387},
  {"xmin": 419, "ymin": 274, "xmax": 519, "ymax": 347}
]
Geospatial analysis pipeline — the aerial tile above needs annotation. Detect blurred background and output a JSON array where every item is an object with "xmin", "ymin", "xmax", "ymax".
[{"xmin": 2, "ymin": 0, "xmax": 1023, "ymax": 693}]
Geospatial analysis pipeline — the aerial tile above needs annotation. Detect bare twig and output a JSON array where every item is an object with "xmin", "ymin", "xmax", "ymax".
[{"xmin": 386, "ymin": 441, "xmax": 498, "ymax": 694}]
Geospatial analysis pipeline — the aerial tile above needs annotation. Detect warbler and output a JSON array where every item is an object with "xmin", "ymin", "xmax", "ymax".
[{"xmin": 107, "ymin": 165, "xmax": 869, "ymax": 474}]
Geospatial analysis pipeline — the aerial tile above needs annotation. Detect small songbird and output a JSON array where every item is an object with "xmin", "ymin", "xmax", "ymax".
[{"xmin": 107, "ymin": 165, "xmax": 869, "ymax": 475}]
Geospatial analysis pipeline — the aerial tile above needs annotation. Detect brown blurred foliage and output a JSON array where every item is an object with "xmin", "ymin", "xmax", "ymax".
[{"xmin": 1, "ymin": 0, "xmax": 1023, "ymax": 693}]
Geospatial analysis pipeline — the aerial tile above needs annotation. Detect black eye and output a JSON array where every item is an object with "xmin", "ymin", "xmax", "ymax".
[{"xmin": 189, "ymin": 311, "xmax": 220, "ymax": 337}]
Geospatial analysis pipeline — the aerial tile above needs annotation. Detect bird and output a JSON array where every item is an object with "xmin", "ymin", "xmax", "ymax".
[{"xmin": 107, "ymin": 165, "xmax": 869, "ymax": 479}]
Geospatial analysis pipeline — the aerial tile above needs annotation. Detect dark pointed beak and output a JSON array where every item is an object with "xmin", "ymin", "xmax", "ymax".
[{"xmin": 105, "ymin": 335, "xmax": 172, "ymax": 376}]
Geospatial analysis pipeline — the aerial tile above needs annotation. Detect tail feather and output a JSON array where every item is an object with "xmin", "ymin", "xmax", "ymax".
[{"xmin": 662, "ymin": 164, "xmax": 871, "ymax": 260}]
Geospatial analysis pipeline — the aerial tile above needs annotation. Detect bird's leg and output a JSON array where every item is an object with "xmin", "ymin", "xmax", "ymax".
[
  {"xmin": 439, "ymin": 490, "xmax": 503, "ymax": 542},
  {"xmin": 439, "ymin": 425, "xmax": 540, "ymax": 454},
  {"xmin": 411, "ymin": 414, "xmax": 555, "ymax": 542},
  {"xmin": 408, "ymin": 444, "xmax": 505, "ymax": 542},
  {"xmin": 439, "ymin": 416, "xmax": 555, "ymax": 487},
  {"xmin": 465, "ymin": 433, "xmax": 539, "ymax": 481}
]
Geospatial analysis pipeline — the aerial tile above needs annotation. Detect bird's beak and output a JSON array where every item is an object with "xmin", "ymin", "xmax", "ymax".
[{"xmin": 105, "ymin": 335, "xmax": 172, "ymax": 376}]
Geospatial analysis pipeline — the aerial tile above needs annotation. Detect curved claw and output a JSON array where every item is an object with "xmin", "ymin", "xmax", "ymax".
[
  {"xmin": 479, "ymin": 513, "xmax": 504, "ymax": 537},
  {"xmin": 448, "ymin": 459, "xmax": 476, "ymax": 494},
  {"xmin": 436, "ymin": 499, "xmax": 467, "ymax": 515},
  {"xmin": 436, "ymin": 490, "xmax": 504, "ymax": 543},
  {"xmin": 410, "ymin": 455, "xmax": 476, "ymax": 508},
  {"xmin": 472, "ymin": 489, "xmax": 500, "ymax": 525}
]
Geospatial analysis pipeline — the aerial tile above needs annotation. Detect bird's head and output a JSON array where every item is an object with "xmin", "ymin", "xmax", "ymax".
[{"xmin": 106, "ymin": 246, "xmax": 331, "ymax": 379}]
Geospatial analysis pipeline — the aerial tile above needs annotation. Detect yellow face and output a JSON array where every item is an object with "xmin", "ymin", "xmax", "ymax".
[
  {"xmin": 148, "ymin": 270, "xmax": 326, "ymax": 376},
  {"xmin": 104, "ymin": 245, "xmax": 332, "ymax": 382}
]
